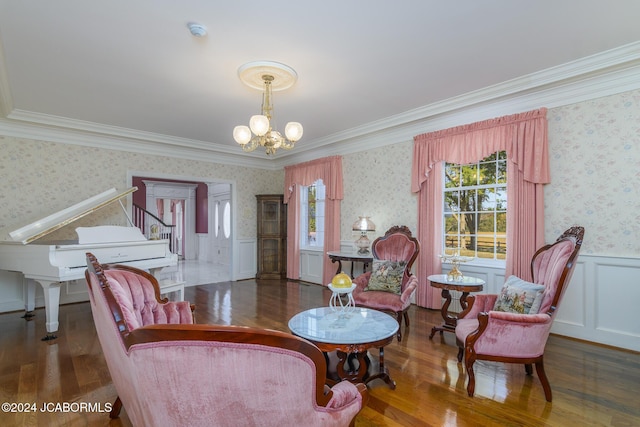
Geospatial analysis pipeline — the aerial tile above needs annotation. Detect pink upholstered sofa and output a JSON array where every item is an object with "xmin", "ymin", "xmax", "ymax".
[{"xmin": 85, "ymin": 252, "xmax": 368, "ymax": 427}]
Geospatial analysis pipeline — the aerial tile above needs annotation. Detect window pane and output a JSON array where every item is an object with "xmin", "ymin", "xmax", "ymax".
[
  {"xmin": 444, "ymin": 233, "xmax": 462, "ymax": 250},
  {"xmin": 300, "ymin": 179, "xmax": 325, "ymax": 248},
  {"xmin": 496, "ymin": 234, "xmax": 507, "ymax": 257},
  {"xmin": 460, "ymin": 212, "xmax": 478, "ymax": 235},
  {"xmin": 461, "ymin": 164, "xmax": 478, "ymax": 186},
  {"xmin": 460, "ymin": 189, "xmax": 477, "ymax": 212},
  {"xmin": 214, "ymin": 201, "xmax": 219, "ymax": 238},
  {"xmin": 496, "ymin": 212, "xmax": 507, "ymax": 232},
  {"xmin": 444, "ymin": 214, "xmax": 460, "ymax": 234},
  {"xmin": 496, "ymin": 189, "xmax": 507, "ymax": 210},
  {"xmin": 478, "ymin": 213, "xmax": 494, "ymax": 233},
  {"xmin": 497, "ymin": 160, "xmax": 507, "ymax": 183},
  {"xmin": 479, "ymin": 161, "xmax": 495, "ymax": 185},
  {"xmin": 478, "ymin": 188, "xmax": 495, "ymax": 211},
  {"xmin": 441, "ymin": 150, "xmax": 507, "ymax": 261},
  {"xmin": 445, "ymin": 165, "xmax": 460, "ymax": 188},
  {"xmin": 223, "ymin": 201, "xmax": 231, "ymax": 238}
]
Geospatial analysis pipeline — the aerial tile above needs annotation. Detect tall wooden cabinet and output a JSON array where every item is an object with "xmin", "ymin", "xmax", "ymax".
[{"xmin": 256, "ymin": 194, "xmax": 287, "ymax": 279}]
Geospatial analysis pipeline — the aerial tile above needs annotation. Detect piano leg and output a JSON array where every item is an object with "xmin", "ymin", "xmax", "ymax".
[
  {"xmin": 22, "ymin": 279, "xmax": 36, "ymax": 319},
  {"xmin": 35, "ymin": 280, "xmax": 61, "ymax": 341}
]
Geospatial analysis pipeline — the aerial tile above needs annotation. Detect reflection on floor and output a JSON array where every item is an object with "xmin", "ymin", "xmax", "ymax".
[{"xmin": 156, "ymin": 259, "xmax": 231, "ymax": 287}]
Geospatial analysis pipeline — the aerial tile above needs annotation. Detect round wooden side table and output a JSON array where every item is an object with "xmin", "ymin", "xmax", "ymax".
[{"xmin": 427, "ymin": 274, "xmax": 484, "ymax": 339}]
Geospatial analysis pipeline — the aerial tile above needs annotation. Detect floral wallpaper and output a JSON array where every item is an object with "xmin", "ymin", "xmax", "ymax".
[
  {"xmin": 546, "ymin": 89, "xmax": 640, "ymax": 256},
  {"xmin": 341, "ymin": 89, "xmax": 640, "ymax": 257},
  {"xmin": 1, "ymin": 88, "xmax": 639, "ymax": 257},
  {"xmin": 0, "ymin": 137, "xmax": 284, "ymax": 241},
  {"xmin": 341, "ymin": 142, "xmax": 418, "ymax": 245}
]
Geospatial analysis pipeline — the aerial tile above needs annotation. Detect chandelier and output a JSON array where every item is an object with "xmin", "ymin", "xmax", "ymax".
[{"xmin": 233, "ymin": 61, "xmax": 303, "ymax": 155}]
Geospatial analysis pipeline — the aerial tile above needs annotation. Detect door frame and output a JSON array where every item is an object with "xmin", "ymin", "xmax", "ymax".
[{"xmin": 127, "ymin": 170, "xmax": 236, "ymax": 280}]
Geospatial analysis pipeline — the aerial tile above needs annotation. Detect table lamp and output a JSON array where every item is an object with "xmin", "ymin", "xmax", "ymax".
[{"xmin": 352, "ymin": 216, "xmax": 376, "ymax": 254}]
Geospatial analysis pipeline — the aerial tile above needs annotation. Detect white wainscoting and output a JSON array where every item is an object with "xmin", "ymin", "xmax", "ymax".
[
  {"xmin": 197, "ymin": 233, "xmax": 209, "ymax": 262},
  {"xmin": 551, "ymin": 254, "xmax": 640, "ymax": 352},
  {"xmin": 235, "ymin": 238, "xmax": 256, "ymax": 281},
  {"xmin": 442, "ymin": 254, "xmax": 640, "ymax": 352},
  {"xmin": 299, "ymin": 249, "xmax": 324, "ymax": 284}
]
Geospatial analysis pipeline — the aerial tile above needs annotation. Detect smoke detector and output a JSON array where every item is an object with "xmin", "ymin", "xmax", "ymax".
[{"xmin": 187, "ymin": 22, "xmax": 207, "ymax": 37}]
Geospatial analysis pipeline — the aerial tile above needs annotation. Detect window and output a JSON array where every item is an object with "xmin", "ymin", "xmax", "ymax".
[
  {"xmin": 214, "ymin": 201, "xmax": 219, "ymax": 237},
  {"xmin": 223, "ymin": 201, "xmax": 231, "ymax": 239},
  {"xmin": 443, "ymin": 151, "xmax": 506, "ymax": 260},
  {"xmin": 300, "ymin": 179, "xmax": 325, "ymax": 249}
]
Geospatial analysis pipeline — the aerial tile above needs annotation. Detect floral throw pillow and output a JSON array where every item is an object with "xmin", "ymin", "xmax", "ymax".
[
  {"xmin": 493, "ymin": 275, "xmax": 546, "ymax": 314},
  {"xmin": 364, "ymin": 259, "xmax": 407, "ymax": 295}
]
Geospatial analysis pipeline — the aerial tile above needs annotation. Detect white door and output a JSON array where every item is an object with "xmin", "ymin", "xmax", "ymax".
[{"xmin": 211, "ymin": 192, "xmax": 231, "ymax": 267}]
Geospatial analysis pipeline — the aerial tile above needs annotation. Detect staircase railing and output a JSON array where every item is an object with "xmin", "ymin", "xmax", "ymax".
[{"xmin": 132, "ymin": 203, "xmax": 178, "ymax": 255}]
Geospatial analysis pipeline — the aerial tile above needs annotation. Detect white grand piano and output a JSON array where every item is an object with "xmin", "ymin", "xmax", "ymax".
[{"xmin": 0, "ymin": 187, "xmax": 177, "ymax": 340}]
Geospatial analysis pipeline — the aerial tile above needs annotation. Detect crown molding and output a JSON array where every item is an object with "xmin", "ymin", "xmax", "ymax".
[
  {"xmin": 2, "ymin": 42, "xmax": 640, "ymax": 170},
  {"xmin": 0, "ymin": 117, "xmax": 279, "ymax": 170},
  {"xmin": 281, "ymin": 42, "xmax": 640, "ymax": 159}
]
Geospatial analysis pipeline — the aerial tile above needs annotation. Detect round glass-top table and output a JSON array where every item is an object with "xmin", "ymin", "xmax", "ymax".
[{"xmin": 288, "ymin": 307, "xmax": 398, "ymax": 388}]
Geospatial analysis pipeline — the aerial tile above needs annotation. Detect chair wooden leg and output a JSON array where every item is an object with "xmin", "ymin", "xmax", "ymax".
[
  {"xmin": 457, "ymin": 346, "xmax": 464, "ymax": 362},
  {"xmin": 525, "ymin": 363, "xmax": 533, "ymax": 375},
  {"xmin": 403, "ymin": 310, "xmax": 410, "ymax": 327},
  {"xmin": 109, "ymin": 396, "xmax": 122, "ymax": 419},
  {"xmin": 465, "ymin": 352, "xmax": 476, "ymax": 397},
  {"xmin": 535, "ymin": 359, "xmax": 553, "ymax": 402}
]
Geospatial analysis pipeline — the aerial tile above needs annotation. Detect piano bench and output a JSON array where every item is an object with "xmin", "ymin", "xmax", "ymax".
[{"xmin": 158, "ymin": 279, "xmax": 186, "ymax": 301}]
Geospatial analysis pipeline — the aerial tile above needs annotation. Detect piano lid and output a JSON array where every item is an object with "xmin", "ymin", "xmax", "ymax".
[{"xmin": 6, "ymin": 187, "xmax": 138, "ymax": 245}]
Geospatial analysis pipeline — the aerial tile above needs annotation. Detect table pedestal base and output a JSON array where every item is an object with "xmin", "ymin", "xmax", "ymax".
[
  {"xmin": 427, "ymin": 275, "xmax": 485, "ymax": 340},
  {"xmin": 325, "ymin": 349, "xmax": 396, "ymax": 389}
]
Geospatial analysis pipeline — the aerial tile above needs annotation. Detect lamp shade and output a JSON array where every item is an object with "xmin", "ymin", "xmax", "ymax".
[
  {"xmin": 249, "ymin": 115, "xmax": 270, "ymax": 136},
  {"xmin": 233, "ymin": 125, "xmax": 252, "ymax": 144},
  {"xmin": 285, "ymin": 122, "xmax": 303, "ymax": 142},
  {"xmin": 352, "ymin": 216, "xmax": 375, "ymax": 232}
]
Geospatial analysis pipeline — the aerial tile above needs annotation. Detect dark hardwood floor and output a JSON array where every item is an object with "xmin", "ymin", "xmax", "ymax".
[{"xmin": 0, "ymin": 279, "xmax": 638, "ymax": 426}]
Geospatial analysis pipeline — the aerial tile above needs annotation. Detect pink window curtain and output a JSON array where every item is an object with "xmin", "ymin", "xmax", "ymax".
[
  {"xmin": 411, "ymin": 108, "xmax": 549, "ymax": 308},
  {"xmin": 284, "ymin": 156, "xmax": 344, "ymax": 285}
]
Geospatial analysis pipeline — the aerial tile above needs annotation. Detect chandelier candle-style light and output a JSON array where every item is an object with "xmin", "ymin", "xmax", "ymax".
[{"xmin": 233, "ymin": 61, "xmax": 303, "ymax": 155}]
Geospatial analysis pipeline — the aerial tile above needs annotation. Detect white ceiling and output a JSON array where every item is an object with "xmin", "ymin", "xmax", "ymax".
[{"xmin": 1, "ymin": 1, "xmax": 640, "ymax": 168}]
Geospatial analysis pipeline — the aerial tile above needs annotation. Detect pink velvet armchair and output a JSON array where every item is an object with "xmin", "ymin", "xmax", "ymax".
[
  {"xmin": 455, "ymin": 226, "xmax": 584, "ymax": 402},
  {"xmin": 352, "ymin": 226, "xmax": 420, "ymax": 341},
  {"xmin": 98, "ymin": 260, "xmax": 195, "ymax": 418},
  {"xmin": 85, "ymin": 253, "xmax": 368, "ymax": 427}
]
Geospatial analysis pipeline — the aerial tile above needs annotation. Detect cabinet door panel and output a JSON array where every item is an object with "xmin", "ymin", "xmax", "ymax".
[{"xmin": 256, "ymin": 195, "xmax": 286, "ymax": 279}]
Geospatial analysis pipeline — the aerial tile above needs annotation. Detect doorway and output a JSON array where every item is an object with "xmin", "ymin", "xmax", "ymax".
[
  {"xmin": 129, "ymin": 173, "xmax": 235, "ymax": 281},
  {"xmin": 143, "ymin": 181, "xmax": 197, "ymax": 260}
]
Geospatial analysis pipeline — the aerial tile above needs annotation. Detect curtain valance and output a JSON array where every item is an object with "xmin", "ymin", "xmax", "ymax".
[
  {"xmin": 284, "ymin": 155, "xmax": 344, "ymax": 203},
  {"xmin": 411, "ymin": 108, "xmax": 549, "ymax": 193}
]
